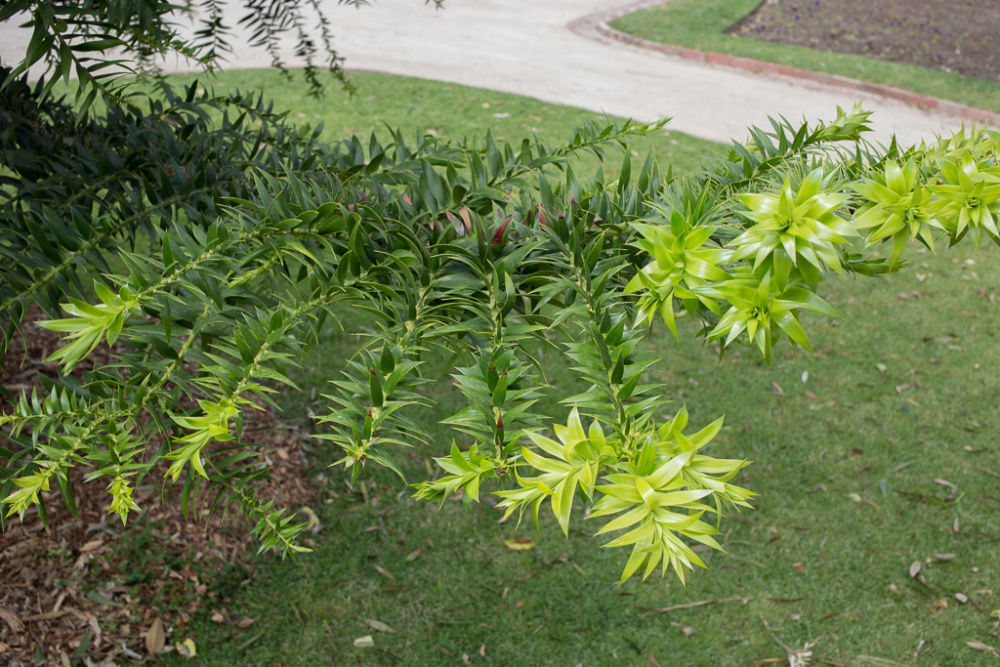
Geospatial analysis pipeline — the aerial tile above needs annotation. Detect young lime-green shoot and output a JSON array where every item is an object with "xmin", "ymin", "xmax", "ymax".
[
  {"xmin": 851, "ymin": 159, "xmax": 946, "ymax": 266},
  {"xmin": 731, "ymin": 168, "xmax": 856, "ymax": 290},
  {"xmin": 626, "ymin": 210, "xmax": 731, "ymax": 338}
]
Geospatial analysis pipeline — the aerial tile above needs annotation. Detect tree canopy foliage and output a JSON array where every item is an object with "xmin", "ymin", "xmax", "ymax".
[
  {"xmin": 2, "ymin": 0, "xmax": 999, "ymax": 584},
  {"xmin": 0, "ymin": 0, "xmax": 410, "ymax": 108}
]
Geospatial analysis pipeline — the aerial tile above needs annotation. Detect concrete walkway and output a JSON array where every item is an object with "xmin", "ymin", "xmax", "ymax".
[{"xmin": 0, "ymin": 1, "xmax": 976, "ymax": 145}]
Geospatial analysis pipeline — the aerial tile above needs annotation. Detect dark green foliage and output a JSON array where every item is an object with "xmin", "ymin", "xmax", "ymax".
[{"xmin": 0, "ymin": 0, "xmax": 378, "ymax": 107}]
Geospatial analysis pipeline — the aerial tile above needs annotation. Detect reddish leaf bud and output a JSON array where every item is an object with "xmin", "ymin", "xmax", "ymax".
[{"xmin": 491, "ymin": 216, "xmax": 512, "ymax": 247}]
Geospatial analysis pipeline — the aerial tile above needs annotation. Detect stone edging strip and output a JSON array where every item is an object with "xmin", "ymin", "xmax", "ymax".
[{"xmin": 568, "ymin": 0, "xmax": 1000, "ymax": 127}]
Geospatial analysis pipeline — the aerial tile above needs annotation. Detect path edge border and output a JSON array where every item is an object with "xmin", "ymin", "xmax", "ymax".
[{"xmin": 567, "ymin": 0, "xmax": 1000, "ymax": 127}]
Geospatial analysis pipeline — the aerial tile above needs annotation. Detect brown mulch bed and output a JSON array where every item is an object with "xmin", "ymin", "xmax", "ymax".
[
  {"xmin": 731, "ymin": 0, "xmax": 1000, "ymax": 83},
  {"xmin": 0, "ymin": 314, "xmax": 317, "ymax": 666}
]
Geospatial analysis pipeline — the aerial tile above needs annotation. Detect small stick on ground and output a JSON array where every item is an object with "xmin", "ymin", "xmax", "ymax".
[
  {"xmin": 975, "ymin": 466, "xmax": 1000, "ymax": 480},
  {"xmin": 855, "ymin": 656, "xmax": 912, "ymax": 667},
  {"xmin": 639, "ymin": 596, "xmax": 749, "ymax": 616}
]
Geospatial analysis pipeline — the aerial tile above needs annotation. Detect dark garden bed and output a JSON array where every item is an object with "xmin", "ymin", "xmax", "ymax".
[{"xmin": 731, "ymin": 0, "xmax": 1000, "ymax": 83}]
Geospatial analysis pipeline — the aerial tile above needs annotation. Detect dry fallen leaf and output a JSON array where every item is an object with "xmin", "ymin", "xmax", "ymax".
[
  {"xmin": 770, "ymin": 380, "xmax": 784, "ymax": 396},
  {"xmin": 236, "ymin": 618, "xmax": 255, "ymax": 629},
  {"xmin": 210, "ymin": 611, "xmax": 225, "ymax": 624},
  {"xmin": 175, "ymin": 638, "xmax": 197, "ymax": 659},
  {"xmin": 955, "ymin": 593, "xmax": 969, "ymax": 604},
  {"xmin": 461, "ymin": 652, "xmax": 471, "ymax": 665},
  {"xmin": 504, "ymin": 538, "xmax": 535, "ymax": 551},
  {"xmin": 79, "ymin": 539, "xmax": 104, "ymax": 553},
  {"xmin": 366, "ymin": 619, "xmax": 395, "ymax": 634},
  {"xmin": 967, "ymin": 640, "xmax": 999, "ymax": 656},
  {"xmin": 373, "ymin": 564, "xmax": 395, "ymax": 581},
  {"xmin": 145, "ymin": 618, "xmax": 165, "ymax": 655},
  {"xmin": 87, "ymin": 615, "xmax": 101, "ymax": 645},
  {"xmin": 933, "ymin": 478, "xmax": 957, "ymax": 491},
  {"xmin": 479, "ymin": 644, "xmax": 486, "ymax": 657},
  {"xmin": 405, "ymin": 548, "xmax": 423, "ymax": 562},
  {"xmin": 353, "ymin": 635, "xmax": 374, "ymax": 648},
  {"xmin": 909, "ymin": 560, "xmax": 922, "ymax": 578},
  {"xmin": 0, "ymin": 608, "xmax": 24, "ymax": 633}
]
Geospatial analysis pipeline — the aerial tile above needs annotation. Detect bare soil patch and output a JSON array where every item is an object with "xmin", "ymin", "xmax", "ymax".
[{"xmin": 732, "ymin": 0, "xmax": 1000, "ymax": 83}]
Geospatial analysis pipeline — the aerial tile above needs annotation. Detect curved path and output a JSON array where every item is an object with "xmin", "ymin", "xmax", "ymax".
[{"xmin": 0, "ymin": 0, "xmax": 981, "ymax": 145}]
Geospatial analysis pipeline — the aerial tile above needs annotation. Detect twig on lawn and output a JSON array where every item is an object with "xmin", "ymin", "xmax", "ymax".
[
  {"xmin": 728, "ymin": 554, "xmax": 767, "ymax": 568},
  {"xmin": 855, "ymin": 656, "xmax": 911, "ymax": 666},
  {"xmin": 975, "ymin": 466, "xmax": 1000, "ymax": 480},
  {"xmin": 639, "ymin": 596, "xmax": 749, "ymax": 616}
]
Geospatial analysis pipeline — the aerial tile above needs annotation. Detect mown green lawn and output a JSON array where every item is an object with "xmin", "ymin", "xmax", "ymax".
[{"xmin": 145, "ymin": 69, "xmax": 717, "ymax": 178}]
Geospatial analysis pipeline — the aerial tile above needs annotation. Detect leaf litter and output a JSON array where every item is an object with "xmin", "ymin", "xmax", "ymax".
[
  {"xmin": 0, "ymin": 311, "xmax": 318, "ymax": 665},
  {"xmin": 366, "ymin": 618, "xmax": 395, "ymax": 633}
]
